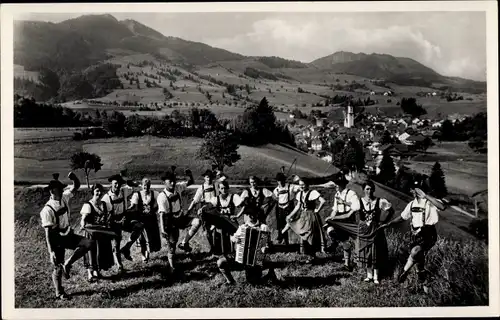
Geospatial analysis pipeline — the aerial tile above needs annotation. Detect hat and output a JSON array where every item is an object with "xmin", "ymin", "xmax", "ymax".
[
  {"xmin": 161, "ymin": 172, "xmax": 177, "ymax": 182},
  {"xmin": 331, "ymin": 172, "xmax": 348, "ymax": 187},
  {"xmin": 108, "ymin": 174, "xmax": 126, "ymax": 185},
  {"xmin": 275, "ymin": 172, "xmax": 286, "ymax": 182},
  {"xmin": 201, "ymin": 169, "xmax": 214, "ymax": 178},
  {"xmin": 45, "ymin": 173, "xmax": 66, "ymax": 191}
]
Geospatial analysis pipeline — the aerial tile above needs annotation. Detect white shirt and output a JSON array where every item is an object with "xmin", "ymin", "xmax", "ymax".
[
  {"xmin": 207, "ymin": 193, "xmax": 244, "ymax": 213},
  {"xmin": 102, "ymin": 187, "xmax": 132, "ymax": 217},
  {"xmin": 157, "ymin": 181, "xmax": 188, "ymax": 214},
  {"xmin": 331, "ymin": 188, "xmax": 361, "ymax": 215},
  {"xmin": 40, "ymin": 188, "xmax": 74, "ymax": 235},
  {"xmin": 273, "ymin": 183, "xmax": 300, "ymax": 206},
  {"xmin": 360, "ymin": 197, "xmax": 392, "ymax": 212},
  {"xmin": 295, "ymin": 189, "xmax": 321, "ymax": 206},
  {"xmin": 192, "ymin": 182, "xmax": 218, "ymax": 204},
  {"xmin": 80, "ymin": 199, "xmax": 107, "ymax": 227},
  {"xmin": 240, "ymin": 187, "xmax": 273, "ymax": 202},
  {"xmin": 130, "ymin": 190, "xmax": 159, "ymax": 211},
  {"xmin": 400, "ymin": 198, "xmax": 439, "ymax": 228}
]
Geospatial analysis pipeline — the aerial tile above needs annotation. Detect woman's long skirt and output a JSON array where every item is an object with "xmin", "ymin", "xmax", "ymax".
[
  {"xmin": 142, "ymin": 214, "xmax": 162, "ymax": 253},
  {"xmin": 82, "ymin": 226, "xmax": 116, "ymax": 271},
  {"xmin": 288, "ymin": 209, "xmax": 326, "ymax": 253},
  {"xmin": 356, "ymin": 222, "xmax": 388, "ymax": 269},
  {"xmin": 201, "ymin": 207, "xmax": 239, "ymax": 255}
]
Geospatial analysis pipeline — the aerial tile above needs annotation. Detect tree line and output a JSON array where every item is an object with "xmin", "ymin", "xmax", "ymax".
[{"xmin": 14, "ymin": 95, "xmax": 295, "ymax": 147}]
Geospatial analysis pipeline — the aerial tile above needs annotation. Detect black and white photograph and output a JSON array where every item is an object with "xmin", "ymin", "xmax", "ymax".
[{"xmin": 1, "ymin": 1, "xmax": 499, "ymax": 318}]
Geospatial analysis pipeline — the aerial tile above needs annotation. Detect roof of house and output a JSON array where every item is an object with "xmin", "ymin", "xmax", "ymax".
[{"xmin": 407, "ymin": 135, "xmax": 426, "ymax": 142}]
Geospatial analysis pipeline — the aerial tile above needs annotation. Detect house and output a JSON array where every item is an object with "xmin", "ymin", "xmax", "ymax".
[
  {"xmin": 432, "ymin": 121, "xmax": 443, "ymax": 128},
  {"xmin": 311, "ymin": 139, "xmax": 323, "ymax": 151},
  {"xmin": 398, "ymin": 132, "xmax": 412, "ymax": 144}
]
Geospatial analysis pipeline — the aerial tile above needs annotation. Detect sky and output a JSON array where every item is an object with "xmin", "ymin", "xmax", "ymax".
[{"xmin": 20, "ymin": 12, "xmax": 487, "ymax": 81}]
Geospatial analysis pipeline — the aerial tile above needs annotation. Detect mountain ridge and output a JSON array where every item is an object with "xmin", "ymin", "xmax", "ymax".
[{"xmin": 14, "ymin": 14, "xmax": 485, "ymax": 92}]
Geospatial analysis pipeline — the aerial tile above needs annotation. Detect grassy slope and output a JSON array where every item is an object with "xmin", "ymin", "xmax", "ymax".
[
  {"xmin": 14, "ymin": 183, "xmax": 487, "ymax": 308},
  {"xmin": 14, "ymin": 137, "xmax": 334, "ymax": 184}
]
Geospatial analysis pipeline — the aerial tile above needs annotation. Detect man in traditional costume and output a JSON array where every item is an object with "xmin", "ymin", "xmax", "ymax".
[{"xmin": 40, "ymin": 172, "xmax": 93, "ymax": 300}]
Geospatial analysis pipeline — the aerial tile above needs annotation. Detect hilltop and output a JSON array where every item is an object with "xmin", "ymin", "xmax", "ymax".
[{"xmin": 14, "ymin": 13, "xmax": 486, "ymax": 105}]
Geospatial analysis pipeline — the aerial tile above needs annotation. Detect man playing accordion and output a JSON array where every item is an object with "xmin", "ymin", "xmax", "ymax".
[{"xmin": 217, "ymin": 204, "xmax": 278, "ymax": 286}]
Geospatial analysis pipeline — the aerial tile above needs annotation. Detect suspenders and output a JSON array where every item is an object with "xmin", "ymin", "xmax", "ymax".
[
  {"xmin": 410, "ymin": 199, "xmax": 428, "ymax": 229},
  {"xmin": 162, "ymin": 190, "xmax": 180, "ymax": 214},
  {"xmin": 45, "ymin": 200, "xmax": 69, "ymax": 233}
]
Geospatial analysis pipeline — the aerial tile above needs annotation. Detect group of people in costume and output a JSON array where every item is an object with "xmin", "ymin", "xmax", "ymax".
[{"xmin": 39, "ymin": 166, "xmax": 445, "ymax": 300}]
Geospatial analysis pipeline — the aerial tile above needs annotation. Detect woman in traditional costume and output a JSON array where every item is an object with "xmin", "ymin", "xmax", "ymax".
[
  {"xmin": 357, "ymin": 180, "xmax": 393, "ymax": 284},
  {"xmin": 283, "ymin": 177, "xmax": 327, "ymax": 263},
  {"xmin": 81, "ymin": 183, "xmax": 117, "ymax": 281}
]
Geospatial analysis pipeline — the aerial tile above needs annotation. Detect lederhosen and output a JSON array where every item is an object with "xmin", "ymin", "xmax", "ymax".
[
  {"xmin": 275, "ymin": 185, "xmax": 293, "ymax": 242},
  {"xmin": 409, "ymin": 200, "xmax": 437, "ymax": 252},
  {"xmin": 357, "ymin": 198, "xmax": 388, "ymax": 269},
  {"xmin": 107, "ymin": 193, "xmax": 127, "ymax": 236},
  {"xmin": 245, "ymin": 188, "xmax": 266, "ymax": 223},
  {"xmin": 205, "ymin": 194, "xmax": 238, "ymax": 256},
  {"xmin": 161, "ymin": 190, "xmax": 192, "ymax": 245},
  {"xmin": 45, "ymin": 201, "xmax": 71, "ymax": 239},
  {"xmin": 136, "ymin": 191, "xmax": 162, "ymax": 253},
  {"xmin": 325, "ymin": 189, "xmax": 359, "ymax": 242},
  {"xmin": 82, "ymin": 201, "xmax": 115, "ymax": 271}
]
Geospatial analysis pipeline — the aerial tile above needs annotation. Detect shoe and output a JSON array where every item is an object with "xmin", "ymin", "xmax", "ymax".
[
  {"xmin": 142, "ymin": 251, "xmax": 150, "ymax": 263},
  {"xmin": 374, "ymin": 279, "xmax": 380, "ymax": 285},
  {"xmin": 364, "ymin": 277, "xmax": 372, "ymax": 282},
  {"xmin": 398, "ymin": 270, "xmax": 409, "ymax": 283},
  {"xmin": 423, "ymin": 285, "xmax": 430, "ymax": 294},
  {"xmin": 56, "ymin": 292, "xmax": 71, "ymax": 300},
  {"xmin": 120, "ymin": 247, "xmax": 133, "ymax": 261},
  {"xmin": 341, "ymin": 265, "xmax": 353, "ymax": 272},
  {"xmin": 87, "ymin": 275, "xmax": 98, "ymax": 283},
  {"xmin": 92, "ymin": 270, "xmax": 101, "ymax": 279},
  {"xmin": 177, "ymin": 242, "xmax": 192, "ymax": 253},
  {"xmin": 61, "ymin": 264, "xmax": 72, "ymax": 279}
]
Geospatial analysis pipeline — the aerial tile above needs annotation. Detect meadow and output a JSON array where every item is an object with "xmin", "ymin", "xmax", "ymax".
[
  {"xmin": 13, "ymin": 180, "xmax": 487, "ymax": 308},
  {"xmin": 14, "ymin": 136, "xmax": 335, "ymax": 184}
]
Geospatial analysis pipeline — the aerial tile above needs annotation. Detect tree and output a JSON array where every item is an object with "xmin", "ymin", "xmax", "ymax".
[
  {"xmin": 38, "ymin": 68, "xmax": 60, "ymax": 100},
  {"xmin": 429, "ymin": 161, "xmax": 447, "ymax": 198},
  {"xmin": 439, "ymin": 119, "xmax": 455, "ymax": 141},
  {"xmin": 235, "ymin": 97, "xmax": 277, "ymax": 146},
  {"xmin": 377, "ymin": 149, "xmax": 396, "ymax": 185},
  {"xmin": 340, "ymin": 137, "xmax": 365, "ymax": 171},
  {"xmin": 70, "ymin": 152, "xmax": 103, "ymax": 188},
  {"xmin": 400, "ymin": 97, "xmax": 426, "ymax": 118},
  {"xmin": 198, "ymin": 130, "xmax": 241, "ymax": 172}
]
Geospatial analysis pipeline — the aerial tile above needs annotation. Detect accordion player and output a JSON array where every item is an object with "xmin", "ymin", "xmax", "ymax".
[{"xmin": 234, "ymin": 224, "xmax": 270, "ymax": 267}]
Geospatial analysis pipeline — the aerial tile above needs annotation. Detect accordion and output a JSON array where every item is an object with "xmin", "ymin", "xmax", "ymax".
[{"xmin": 235, "ymin": 225, "xmax": 270, "ymax": 267}]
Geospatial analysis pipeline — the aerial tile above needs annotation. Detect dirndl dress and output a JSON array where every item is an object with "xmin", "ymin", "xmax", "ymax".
[
  {"xmin": 82, "ymin": 201, "xmax": 116, "ymax": 271},
  {"xmin": 288, "ymin": 190, "xmax": 326, "ymax": 253},
  {"xmin": 202, "ymin": 195, "xmax": 239, "ymax": 256},
  {"xmin": 356, "ymin": 198, "xmax": 389, "ymax": 269}
]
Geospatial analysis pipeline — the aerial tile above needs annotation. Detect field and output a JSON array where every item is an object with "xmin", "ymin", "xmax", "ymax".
[
  {"xmin": 14, "ymin": 136, "xmax": 335, "ymax": 184},
  {"xmin": 12, "ymin": 132, "xmax": 489, "ymax": 308},
  {"xmin": 45, "ymin": 52, "xmax": 486, "ymax": 122},
  {"xmin": 405, "ymin": 142, "xmax": 488, "ymax": 196},
  {"xmin": 14, "ymin": 179, "xmax": 487, "ymax": 308}
]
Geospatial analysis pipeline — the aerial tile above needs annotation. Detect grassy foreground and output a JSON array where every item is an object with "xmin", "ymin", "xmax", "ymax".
[{"xmin": 14, "ymin": 186, "xmax": 488, "ymax": 308}]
